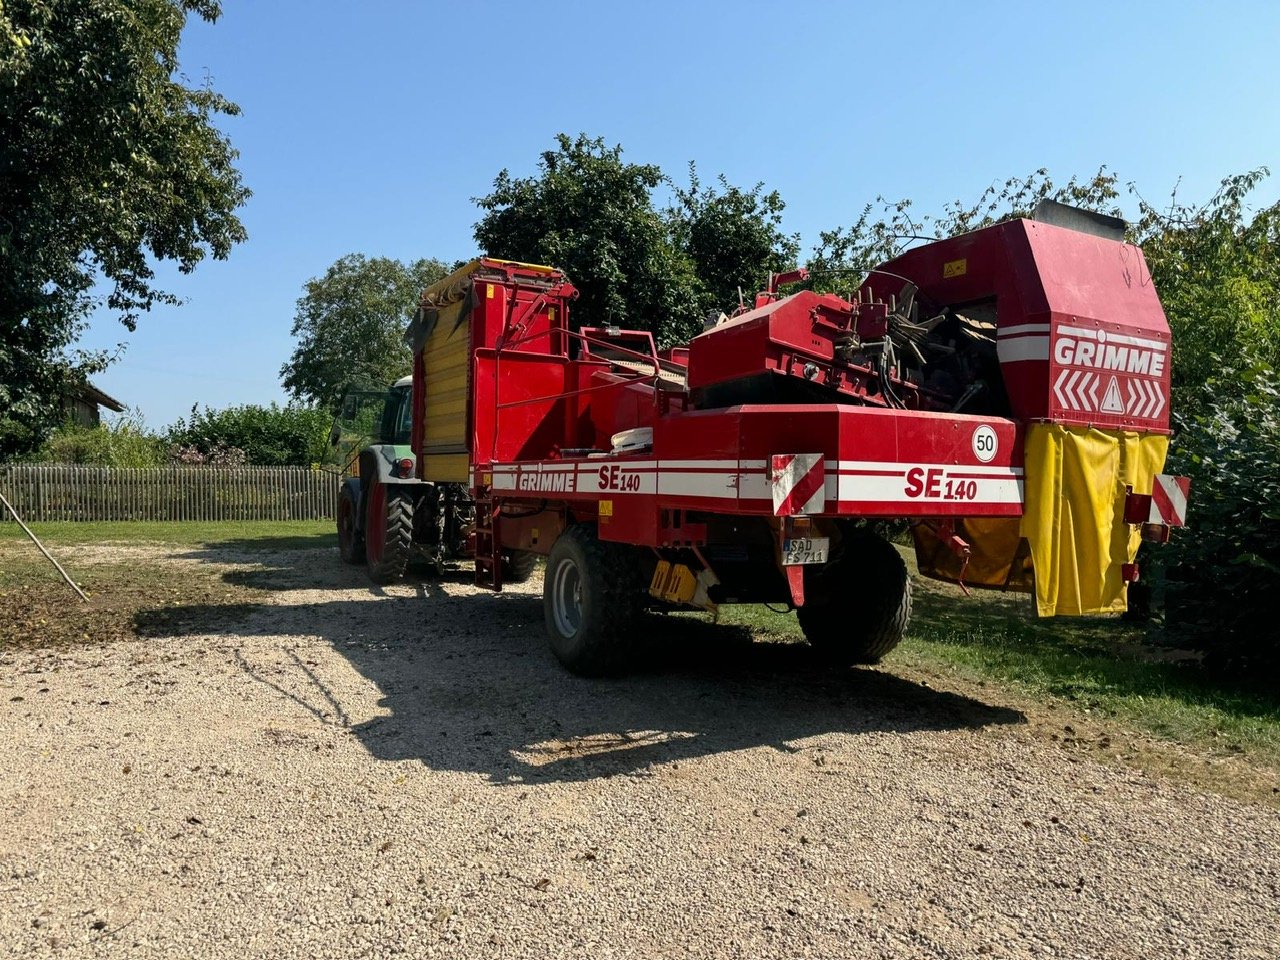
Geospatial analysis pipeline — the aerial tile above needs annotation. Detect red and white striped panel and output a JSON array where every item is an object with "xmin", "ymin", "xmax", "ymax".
[
  {"xmin": 1149, "ymin": 474, "xmax": 1190, "ymax": 527},
  {"xmin": 770, "ymin": 453, "xmax": 825, "ymax": 516}
]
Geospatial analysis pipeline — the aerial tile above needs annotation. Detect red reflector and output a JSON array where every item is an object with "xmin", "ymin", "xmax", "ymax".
[{"xmin": 398, "ymin": 458, "xmax": 414, "ymax": 477}]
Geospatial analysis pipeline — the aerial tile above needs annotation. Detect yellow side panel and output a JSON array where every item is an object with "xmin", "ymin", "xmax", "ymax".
[
  {"xmin": 422, "ymin": 300, "xmax": 470, "ymax": 454},
  {"xmin": 421, "ymin": 453, "xmax": 470, "ymax": 483},
  {"xmin": 1020, "ymin": 424, "xmax": 1168, "ymax": 616}
]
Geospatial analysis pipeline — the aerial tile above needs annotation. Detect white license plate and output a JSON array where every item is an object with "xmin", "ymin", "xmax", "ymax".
[{"xmin": 782, "ymin": 537, "xmax": 829, "ymax": 566}]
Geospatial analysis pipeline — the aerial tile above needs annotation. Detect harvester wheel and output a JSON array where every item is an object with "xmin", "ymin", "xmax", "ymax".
[
  {"xmin": 365, "ymin": 482, "xmax": 414, "ymax": 584},
  {"xmin": 797, "ymin": 528, "xmax": 912, "ymax": 666},
  {"xmin": 543, "ymin": 525, "xmax": 642, "ymax": 676},
  {"xmin": 337, "ymin": 482, "xmax": 365, "ymax": 564},
  {"xmin": 502, "ymin": 550, "xmax": 540, "ymax": 584}
]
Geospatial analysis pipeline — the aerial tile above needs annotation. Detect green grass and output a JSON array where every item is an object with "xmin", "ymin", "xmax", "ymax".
[
  {"xmin": 0, "ymin": 519, "xmax": 335, "ymax": 549},
  {"xmin": 719, "ymin": 584, "xmax": 1280, "ymax": 769}
]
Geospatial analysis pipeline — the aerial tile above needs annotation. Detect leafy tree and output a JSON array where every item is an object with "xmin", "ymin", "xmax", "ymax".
[
  {"xmin": 806, "ymin": 168, "xmax": 1122, "ymax": 294},
  {"xmin": 0, "ymin": 0, "xmax": 249, "ymax": 460},
  {"xmin": 474, "ymin": 134, "xmax": 703, "ymax": 345},
  {"xmin": 1160, "ymin": 356, "xmax": 1280, "ymax": 676},
  {"xmin": 281, "ymin": 254, "xmax": 448, "ymax": 411},
  {"xmin": 668, "ymin": 165, "xmax": 800, "ymax": 315},
  {"xmin": 1134, "ymin": 170, "xmax": 1279, "ymax": 409},
  {"xmin": 166, "ymin": 403, "xmax": 332, "ymax": 466}
]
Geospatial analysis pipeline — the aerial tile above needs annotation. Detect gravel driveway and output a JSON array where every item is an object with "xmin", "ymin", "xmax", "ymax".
[{"xmin": 2, "ymin": 545, "xmax": 1278, "ymax": 959}]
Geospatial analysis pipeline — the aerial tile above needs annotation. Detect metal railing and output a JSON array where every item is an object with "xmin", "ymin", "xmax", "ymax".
[{"xmin": 0, "ymin": 464, "xmax": 337, "ymax": 522}]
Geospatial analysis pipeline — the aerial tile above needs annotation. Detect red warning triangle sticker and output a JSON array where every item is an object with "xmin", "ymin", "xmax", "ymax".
[{"xmin": 1101, "ymin": 375, "xmax": 1125, "ymax": 413}]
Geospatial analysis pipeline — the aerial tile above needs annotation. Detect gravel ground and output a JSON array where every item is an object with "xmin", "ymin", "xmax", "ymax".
[{"xmin": 2, "ymin": 546, "xmax": 1278, "ymax": 959}]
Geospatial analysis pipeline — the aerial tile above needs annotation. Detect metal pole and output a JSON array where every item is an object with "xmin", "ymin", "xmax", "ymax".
[{"xmin": 0, "ymin": 490, "xmax": 89, "ymax": 602}]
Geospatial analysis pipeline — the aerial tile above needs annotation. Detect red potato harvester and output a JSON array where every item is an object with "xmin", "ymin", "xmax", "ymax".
[{"xmin": 363, "ymin": 201, "xmax": 1188, "ymax": 675}]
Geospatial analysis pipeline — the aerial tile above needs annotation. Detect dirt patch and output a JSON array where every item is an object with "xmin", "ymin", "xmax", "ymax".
[{"xmin": 0, "ymin": 542, "xmax": 265, "ymax": 651}]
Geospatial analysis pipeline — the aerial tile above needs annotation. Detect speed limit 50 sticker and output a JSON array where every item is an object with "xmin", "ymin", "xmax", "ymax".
[{"xmin": 972, "ymin": 424, "xmax": 998, "ymax": 463}]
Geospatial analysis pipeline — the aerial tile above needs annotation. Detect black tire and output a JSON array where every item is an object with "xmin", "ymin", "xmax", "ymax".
[
  {"xmin": 365, "ymin": 482, "xmax": 414, "ymax": 584},
  {"xmin": 337, "ymin": 482, "xmax": 365, "ymax": 564},
  {"xmin": 797, "ymin": 527, "xmax": 912, "ymax": 666},
  {"xmin": 502, "ymin": 550, "xmax": 540, "ymax": 584},
  {"xmin": 543, "ymin": 525, "xmax": 642, "ymax": 676}
]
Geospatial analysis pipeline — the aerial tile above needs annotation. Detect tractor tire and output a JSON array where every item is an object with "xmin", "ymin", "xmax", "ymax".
[
  {"xmin": 365, "ymin": 481, "xmax": 414, "ymax": 584},
  {"xmin": 337, "ymin": 483, "xmax": 365, "ymax": 564},
  {"xmin": 543, "ymin": 525, "xmax": 642, "ymax": 676},
  {"xmin": 502, "ymin": 550, "xmax": 540, "ymax": 584},
  {"xmin": 797, "ymin": 528, "xmax": 912, "ymax": 666}
]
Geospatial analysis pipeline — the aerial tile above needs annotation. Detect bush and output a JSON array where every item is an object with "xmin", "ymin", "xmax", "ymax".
[
  {"xmin": 166, "ymin": 403, "xmax": 330, "ymax": 467},
  {"xmin": 1160, "ymin": 359, "xmax": 1280, "ymax": 675},
  {"xmin": 30, "ymin": 410, "xmax": 168, "ymax": 467}
]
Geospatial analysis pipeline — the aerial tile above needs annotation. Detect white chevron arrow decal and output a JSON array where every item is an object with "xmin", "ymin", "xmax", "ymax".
[
  {"xmin": 1149, "ymin": 381, "xmax": 1166, "ymax": 419},
  {"xmin": 1053, "ymin": 369, "xmax": 1072, "ymax": 410},
  {"xmin": 1064, "ymin": 370, "xmax": 1083, "ymax": 410}
]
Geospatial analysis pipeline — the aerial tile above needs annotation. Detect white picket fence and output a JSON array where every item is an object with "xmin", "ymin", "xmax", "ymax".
[{"xmin": 0, "ymin": 464, "xmax": 337, "ymax": 522}]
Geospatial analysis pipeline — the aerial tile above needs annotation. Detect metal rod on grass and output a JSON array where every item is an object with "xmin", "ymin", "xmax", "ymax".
[{"xmin": 0, "ymin": 490, "xmax": 89, "ymax": 602}]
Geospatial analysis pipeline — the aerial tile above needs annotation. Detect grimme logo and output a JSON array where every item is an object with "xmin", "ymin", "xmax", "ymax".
[
  {"xmin": 1054, "ymin": 335, "xmax": 1166, "ymax": 378},
  {"xmin": 517, "ymin": 470, "xmax": 574, "ymax": 493}
]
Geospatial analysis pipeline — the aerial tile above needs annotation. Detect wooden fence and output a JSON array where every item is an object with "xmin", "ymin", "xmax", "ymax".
[{"xmin": 0, "ymin": 464, "xmax": 338, "ymax": 522}]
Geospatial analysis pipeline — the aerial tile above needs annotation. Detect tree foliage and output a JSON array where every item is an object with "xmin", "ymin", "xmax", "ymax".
[
  {"xmin": 474, "ymin": 134, "xmax": 701, "ymax": 344},
  {"xmin": 280, "ymin": 254, "xmax": 448, "ymax": 412},
  {"xmin": 1134, "ymin": 170, "xmax": 1280, "ymax": 407},
  {"xmin": 1161, "ymin": 357, "xmax": 1280, "ymax": 676},
  {"xmin": 806, "ymin": 168, "xmax": 1122, "ymax": 294},
  {"xmin": 474, "ymin": 134, "xmax": 800, "ymax": 345},
  {"xmin": 667, "ymin": 165, "xmax": 800, "ymax": 316},
  {"xmin": 166, "ymin": 402, "xmax": 331, "ymax": 466},
  {"xmin": 0, "ymin": 0, "xmax": 249, "ymax": 459}
]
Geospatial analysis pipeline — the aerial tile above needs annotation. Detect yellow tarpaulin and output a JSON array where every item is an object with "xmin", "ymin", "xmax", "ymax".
[{"xmin": 1020, "ymin": 424, "xmax": 1168, "ymax": 616}]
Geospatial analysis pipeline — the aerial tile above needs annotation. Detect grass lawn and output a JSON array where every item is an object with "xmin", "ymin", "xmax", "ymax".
[{"xmin": 0, "ymin": 518, "xmax": 335, "ymax": 549}]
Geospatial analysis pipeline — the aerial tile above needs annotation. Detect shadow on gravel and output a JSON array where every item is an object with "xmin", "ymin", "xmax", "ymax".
[{"xmin": 138, "ymin": 560, "xmax": 1026, "ymax": 785}]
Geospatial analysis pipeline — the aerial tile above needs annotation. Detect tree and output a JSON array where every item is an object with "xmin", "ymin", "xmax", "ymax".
[
  {"xmin": 474, "ymin": 134, "xmax": 703, "ymax": 345},
  {"xmin": 280, "ymin": 254, "xmax": 448, "ymax": 411},
  {"xmin": 806, "ymin": 168, "xmax": 1122, "ymax": 294},
  {"xmin": 166, "ymin": 402, "xmax": 332, "ymax": 466},
  {"xmin": 0, "ymin": 0, "xmax": 249, "ymax": 459},
  {"xmin": 668, "ymin": 165, "xmax": 800, "ymax": 315},
  {"xmin": 1134, "ymin": 170, "xmax": 1279, "ymax": 408}
]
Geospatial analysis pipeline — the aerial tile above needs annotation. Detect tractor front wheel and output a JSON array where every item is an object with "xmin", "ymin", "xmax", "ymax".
[
  {"xmin": 543, "ymin": 525, "xmax": 642, "ymax": 676},
  {"xmin": 337, "ymin": 482, "xmax": 365, "ymax": 564},
  {"xmin": 797, "ymin": 528, "xmax": 912, "ymax": 666},
  {"xmin": 365, "ymin": 481, "xmax": 414, "ymax": 584}
]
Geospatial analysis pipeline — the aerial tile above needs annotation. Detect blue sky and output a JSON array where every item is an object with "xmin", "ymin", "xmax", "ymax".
[{"xmin": 81, "ymin": 0, "xmax": 1280, "ymax": 427}]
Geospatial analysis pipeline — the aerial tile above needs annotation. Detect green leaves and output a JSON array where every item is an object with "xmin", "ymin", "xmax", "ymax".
[
  {"xmin": 280, "ymin": 254, "xmax": 448, "ymax": 412},
  {"xmin": 0, "ymin": 0, "xmax": 248, "ymax": 459},
  {"xmin": 473, "ymin": 134, "xmax": 799, "ymax": 347}
]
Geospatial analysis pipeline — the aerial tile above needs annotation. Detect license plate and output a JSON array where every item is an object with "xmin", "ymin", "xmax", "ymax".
[{"xmin": 782, "ymin": 537, "xmax": 829, "ymax": 565}]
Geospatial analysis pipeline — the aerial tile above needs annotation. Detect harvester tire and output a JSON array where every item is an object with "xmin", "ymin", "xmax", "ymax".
[
  {"xmin": 797, "ymin": 528, "xmax": 912, "ymax": 666},
  {"xmin": 337, "ymin": 483, "xmax": 365, "ymax": 564},
  {"xmin": 502, "ymin": 550, "xmax": 540, "ymax": 584},
  {"xmin": 543, "ymin": 525, "xmax": 642, "ymax": 676},
  {"xmin": 365, "ymin": 482, "xmax": 414, "ymax": 584}
]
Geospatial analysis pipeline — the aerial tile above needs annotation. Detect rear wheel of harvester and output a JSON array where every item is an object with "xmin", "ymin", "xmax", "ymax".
[
  {"xmin": 337, "ymin": 482, "xmax": 365, "ymax": 564},
  {"xmin": 797, "ymin": 527, "xmax": 912, "ymax": 666},
  {"xmin": 543, "ymin": 525, "xmax": 642, "ymax": 676},
  {"xmin": 365, "ymin": 481, "xmax": 414, "ymax": 584},
  {"xmin": 502, "ymin": 550, "xmax": 539, "ymax": 584}
]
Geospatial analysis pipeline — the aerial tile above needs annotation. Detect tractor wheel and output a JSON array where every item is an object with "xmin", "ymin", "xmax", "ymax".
[
  {"xmin": 337, "ymin": 483, "xmax": 365, "ymax": 564},
  {"xmin": 502, "ymin": 550, "xmax": 540, "ymax": 584},
  {"xmin": 365, "ymin": 481, "xmax": 414, "ymax": 584},
  {"xmin": 543, "ymin": 525, "xmax": 642, "ymax": 676},
  {"xmin": 797, "ymin": 528, "xmax": 912, "ymax": 666}
]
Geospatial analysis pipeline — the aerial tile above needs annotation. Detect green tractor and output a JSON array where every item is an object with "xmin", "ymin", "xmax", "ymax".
[{"xmin": 331, "ymin": 377, "xmax": 536, "ymax": 585}]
